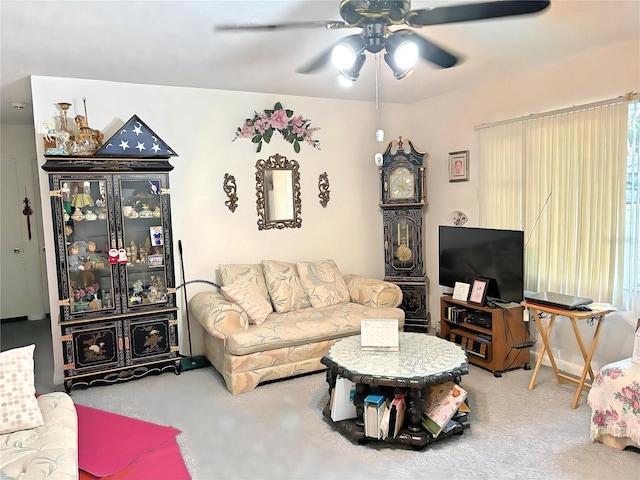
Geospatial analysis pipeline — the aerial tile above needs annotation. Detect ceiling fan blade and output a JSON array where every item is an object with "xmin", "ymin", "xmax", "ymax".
[
  {"xmin": 407, "ymin": 0, "xmax": 550, "ymax": 27},
  {"xmin": 396, "ymin": 30, "xmax": 459, "ymax": 69},
  {"xmin": 296, "ymin": 34, "xmax": 362, "ymax": 74},
  {"xmin": 215, "ymin": 20, "xmax": 347, "ymax": 32}
]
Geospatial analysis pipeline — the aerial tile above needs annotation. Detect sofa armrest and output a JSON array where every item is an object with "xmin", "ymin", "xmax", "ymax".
[
  {"xmin": 189, "ymin": 291, "xmax": 249, "ymax": 339},
  {"xmin": 343, "ymin": 274, "xmax": 403, "ymax": 308}
]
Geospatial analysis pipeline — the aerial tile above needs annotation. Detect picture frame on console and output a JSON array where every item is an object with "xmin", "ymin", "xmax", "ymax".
[
  {"xmin": 452, "ymin": 281, "xmax": 471, "ymax": 301},
  {"xmin": 449, "ymin": 150, "xmax": 469, "ymax": 182},
  {"xmin": 468, "ymin": 278, "xmax": 489, "ymax": 306}
]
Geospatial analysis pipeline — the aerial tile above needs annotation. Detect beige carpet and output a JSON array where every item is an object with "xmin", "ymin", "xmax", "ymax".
[
  {"xmin": 3, "ymin": 319, "xmax": 637, "ymax": 479},
  {"xmin": 69, "ymin": 361, "xmax": 640, "ymax": 480}
]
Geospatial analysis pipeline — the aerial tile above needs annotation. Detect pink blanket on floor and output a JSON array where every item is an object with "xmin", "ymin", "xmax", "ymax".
[{"xmin": 76, "ymin": 404, "xmax": 190, "ymax": 479}]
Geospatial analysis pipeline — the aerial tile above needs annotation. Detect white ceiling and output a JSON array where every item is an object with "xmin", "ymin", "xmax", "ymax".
[{"xmin": 1, "ymin": 1, "xmax": 639, "ymax": 126}]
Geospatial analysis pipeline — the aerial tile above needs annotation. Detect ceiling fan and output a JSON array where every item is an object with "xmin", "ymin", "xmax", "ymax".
[{"xmin": 216, "ymin": 0, "xmax": 551, "ymax": 81}]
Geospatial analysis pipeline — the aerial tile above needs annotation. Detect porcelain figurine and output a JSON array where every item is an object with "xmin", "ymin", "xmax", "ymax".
[
  {"xmin": 139, "ymin": 204, "xmax": 153, "ymax": 218},
  {"xmin": 70, "ymin": 207, "xmax": 85, "ymax": 221}
]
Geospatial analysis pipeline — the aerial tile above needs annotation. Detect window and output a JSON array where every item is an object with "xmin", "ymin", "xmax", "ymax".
[
  {"xmin": 623, "ymin": 99, "xmax": 639, "ymax": 313},
  {"xmin": 478, "ymin": 95, "xmax": 639, "ymax": 315}
]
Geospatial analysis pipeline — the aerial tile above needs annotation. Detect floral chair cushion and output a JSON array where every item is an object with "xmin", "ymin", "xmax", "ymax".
[
  {"xmin": 219, "ymin": 263, "xmax": 270, "ymax": 302},
  {"xmin": 587, "ymin": 358, "xmax": 640, "ymax": 448},
  {"xmin": 297, "ymin": 260, "xmax": 350, "ymax": 308},
  {"xmin": 262, "ymin": 260, "xmax": 311, "ymax": 313}
]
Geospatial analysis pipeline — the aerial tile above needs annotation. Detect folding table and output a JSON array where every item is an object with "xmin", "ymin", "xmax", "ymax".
[{"xmin": 522, "ymin": 301, "xmax": 615, "ymax": 409}]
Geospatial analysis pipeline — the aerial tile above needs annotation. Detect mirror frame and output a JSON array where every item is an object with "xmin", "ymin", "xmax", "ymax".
[{"xmin": 255, "ymin": 153, "xmax": 302, "ymax": 230}]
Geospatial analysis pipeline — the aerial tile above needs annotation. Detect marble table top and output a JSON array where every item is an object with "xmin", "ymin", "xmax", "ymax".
[{"xmin": 323, "ymin": 333, "xmax": 469, "ymax": 388}]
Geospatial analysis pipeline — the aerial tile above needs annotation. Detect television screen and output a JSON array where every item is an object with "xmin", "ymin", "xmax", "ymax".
[{"xmin": 438, "ymin": 226, "xmax": 524, "ymax": 303}]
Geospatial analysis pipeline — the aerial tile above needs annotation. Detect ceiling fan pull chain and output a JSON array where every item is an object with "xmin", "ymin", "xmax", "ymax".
[{"xmin": 375, "ymin": 52, "xmax": 384, "ymax": 143}]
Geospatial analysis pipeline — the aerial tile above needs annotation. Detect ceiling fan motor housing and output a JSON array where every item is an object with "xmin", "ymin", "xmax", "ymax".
[
  {"xmin": 339, "ymin": 0, "xmax": 411, "ymax": 26},
  {"xmin": 362, "ymin": 23, "xmax": 387, "ymax": 53}
]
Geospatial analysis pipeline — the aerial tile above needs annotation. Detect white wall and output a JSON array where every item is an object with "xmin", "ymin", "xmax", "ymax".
[
  {"xmin": 407, "ymin": 37, "xmax": 640, "ymax": 374},
  {"xmin": 30, "ymin": 77, "xmax": 414, "ymax": 383}
]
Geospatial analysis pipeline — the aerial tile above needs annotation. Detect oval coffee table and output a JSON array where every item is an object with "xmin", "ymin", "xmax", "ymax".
[{"xmin": 321, "ymin": 332, "xmax": 469, "ymax": 449}]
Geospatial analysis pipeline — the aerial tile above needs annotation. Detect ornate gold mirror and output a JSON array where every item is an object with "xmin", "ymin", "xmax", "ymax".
[{"xmin": 255, "ymin": 154, "xmax": 301, "ymax": 230}]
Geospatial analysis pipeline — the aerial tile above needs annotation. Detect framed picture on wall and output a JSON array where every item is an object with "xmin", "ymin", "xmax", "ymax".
[
  {"xmin": 449, "ymin": 150, "xmax": 469, "ymax": 182},
  {"xmin": 468, "ymin": 278, "xmax": 489, "ymax": 306}
]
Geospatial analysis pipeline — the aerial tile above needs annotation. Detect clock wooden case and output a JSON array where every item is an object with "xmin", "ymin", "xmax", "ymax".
[{"xmin": 379, "ymin": 137, "xmax": 429, "ymax": 333}]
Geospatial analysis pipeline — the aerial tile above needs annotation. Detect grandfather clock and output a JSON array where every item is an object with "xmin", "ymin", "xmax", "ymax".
[{"xmin": 379, "ymin": 137, "xmax": 429, "ymax": 333}]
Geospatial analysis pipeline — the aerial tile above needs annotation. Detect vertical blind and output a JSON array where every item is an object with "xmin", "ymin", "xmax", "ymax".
[
  {"xmin": 477, "ymin": 97, "xmax": 632, "ymax": 310},
  {"xmin": 625, "ymin": 98, "xmax": 639, "ymax": 314}
]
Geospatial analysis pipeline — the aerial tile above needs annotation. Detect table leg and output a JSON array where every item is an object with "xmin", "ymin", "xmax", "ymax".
[
  {"xmin": 354, "ymin": 383, "xmax": 369, "ymax": 427},
  {"xmin": 571, "ymin": 316, "xmax": 604, "ymax": 409},
  {"xmin": 529, "ymin": 311, "xmax": 562, "ymax": 390},
  {"xmin": 568, "ymin": 317, "xmax": 595, "ymax": 381},
  {"xmin": 405, "ymin": 387, "xmax": 426, "ymax": 433}
]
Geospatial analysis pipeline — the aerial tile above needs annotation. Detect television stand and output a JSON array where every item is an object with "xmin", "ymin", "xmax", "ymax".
[{"xmin": 439, "ymin": 295, "xmax": 531, "ymax": 376}]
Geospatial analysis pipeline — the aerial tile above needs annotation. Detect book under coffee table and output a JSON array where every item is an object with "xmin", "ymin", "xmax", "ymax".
[{"xmin": 321, "ymin": 332, "xmax": 470, "ymax": 449}]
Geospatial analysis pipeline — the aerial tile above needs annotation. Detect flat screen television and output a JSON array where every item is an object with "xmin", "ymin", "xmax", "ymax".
[{"xmin": 438, "ymin": 225, "xmax": 524, "ymax": 304}]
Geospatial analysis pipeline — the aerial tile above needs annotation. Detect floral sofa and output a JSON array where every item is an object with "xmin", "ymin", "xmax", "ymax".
[
  {"xmin": 1, "ymin": 345, "xmax": 78, "ymax": 480},
  {"xmin": 189, "ymin": 260, "xmax": 404, "ymax": 394}
]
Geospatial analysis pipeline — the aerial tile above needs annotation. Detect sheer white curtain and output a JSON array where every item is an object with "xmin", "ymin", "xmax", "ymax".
[{"xmin": 477, "ymin": 99, "xmax": 629, "ymax": 307}]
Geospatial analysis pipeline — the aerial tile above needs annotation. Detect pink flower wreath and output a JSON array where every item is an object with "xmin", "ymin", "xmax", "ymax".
[{"xmin": 234, "ymin": 102, "xmax": 320, "ymax": 153}]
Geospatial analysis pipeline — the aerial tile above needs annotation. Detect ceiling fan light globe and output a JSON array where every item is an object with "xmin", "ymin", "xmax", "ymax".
[
  {"xmin": 331, "ymin": 44, "xmax": 357, "ymax": 70},
  {"xmin": 338, "ymin": 74, "xmax": 355, "ymax": 87},
  {"xmin": 338, "ymin": 53, "xmax": 366, "ymax": 82},
  {"xmin": 384, "ymin": 52, "xmax": 413, "ymax": 80},
  {"xmin": 394, "ymin": 41, "xmax": 418, "ymax": 70}
]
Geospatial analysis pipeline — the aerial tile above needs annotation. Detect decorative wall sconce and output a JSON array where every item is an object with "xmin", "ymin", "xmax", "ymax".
[
  {"xmin": 318, "ymin": 172, "xmax": 330, "ymax": 208},
  {"xmin": 223, "ymin": 174, "xmax": 238, "ymax": 212}
]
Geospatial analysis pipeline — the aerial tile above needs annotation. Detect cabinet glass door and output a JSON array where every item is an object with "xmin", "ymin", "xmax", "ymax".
[
  {"xmin": 55, "ymin": 176, "xmax": 117, "ymax": 320},
  {"xmin": 116, "ymin": 176, "xmax": 174, "ymax": 311}
]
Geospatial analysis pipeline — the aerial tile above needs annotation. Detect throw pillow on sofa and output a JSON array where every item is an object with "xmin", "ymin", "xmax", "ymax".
[
  {"xmin": 262, "ymin": 260, "xmax": 311, "ymax": 313},
  {"xmin": 219, "ymin": 264, "xmax": 271, "ymax": 302},
  {"xmin": 0, "ymin": 344, "xmax": 44, "ymax": 434},
  {"xmin": 221, "ymin": 281, "xmax": 273, "ymax": 325},
  {"xmin": 297, "ymin": 259, "xmax": 350, "ymax": 308}
]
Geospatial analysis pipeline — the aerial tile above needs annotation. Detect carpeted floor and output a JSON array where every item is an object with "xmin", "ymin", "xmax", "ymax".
[
  {"xmin": 2, "ymin": 319, "xmax": 639, "ymax": 479},
  {"xmin": 68, "ymin": 366, "xmax": 640, "ymax": 480}
]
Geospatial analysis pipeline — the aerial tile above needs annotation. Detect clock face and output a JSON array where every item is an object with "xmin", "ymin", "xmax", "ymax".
[{"xmin": 389, "ymin": 167, "xmax": 415, "ymax": 200}]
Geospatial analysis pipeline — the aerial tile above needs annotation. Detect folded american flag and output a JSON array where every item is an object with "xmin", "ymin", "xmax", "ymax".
[{"xmin": 96, "ymin": 115, "xmax": 176, "ymax": 157}]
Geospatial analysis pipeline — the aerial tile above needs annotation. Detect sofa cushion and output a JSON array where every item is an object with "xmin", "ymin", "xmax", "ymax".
[
  {"xmin": 0, "ymin": 344, "xmax": 44, "ymax": 434},
  {"xmin": 221, "ymin": 281, "xmax": 273, "ymax": 325},
  {"xmin": 297, "ymin": 260, "xmax": 350, "ymax": 308},
  {"xmin": 225, "ymin": 302, "xmax": 404, "ymax": 356},
  {"xmin": 219, "ymin": 263, "xmax": 270, "ymax": 302},
  {"xmin": 262, "ymin": 260, "xmax": 311, "ymax": 313}
]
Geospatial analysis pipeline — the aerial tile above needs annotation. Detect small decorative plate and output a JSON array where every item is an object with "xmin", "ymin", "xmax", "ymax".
[{"xmin": 448, "ymin": 210, "xmax": 468, "ymax": 226}]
